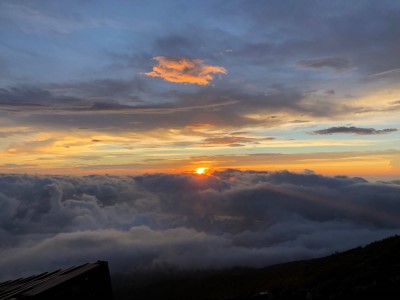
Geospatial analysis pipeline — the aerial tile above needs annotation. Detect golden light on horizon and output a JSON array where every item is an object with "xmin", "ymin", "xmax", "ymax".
[{"xmin": 195, "ymin": 167, "xmax": 208, "ymax": 175}]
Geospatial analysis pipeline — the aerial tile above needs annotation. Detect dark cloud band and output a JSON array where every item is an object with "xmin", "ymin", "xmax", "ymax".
[{"xmin": 311, "ymin": 126, "xmax": 398, "ymax": 135}]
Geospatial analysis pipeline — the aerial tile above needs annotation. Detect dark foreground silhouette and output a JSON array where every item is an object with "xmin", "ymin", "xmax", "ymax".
[
  {"xmin": 113, "ymin": 235, "xmax": 400, "ymax": 299},
  {"xmin": 0, "ymin": 261, "xmax": 113, "ymax": 300}
]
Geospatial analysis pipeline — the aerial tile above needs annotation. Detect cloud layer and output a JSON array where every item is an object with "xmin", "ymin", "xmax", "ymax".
[
  {"xmin": 1, "ymin": 171, "xmax": 399, "ymax": 280},
  {"xmin": 145, "ymin": 56, "xmax": 226, "ymax": 85}
]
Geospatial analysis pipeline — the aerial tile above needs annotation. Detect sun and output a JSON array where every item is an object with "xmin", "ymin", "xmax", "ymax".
[{"xmin": 195, "ymin": 167, "xmax": 208, "ymax": 175}]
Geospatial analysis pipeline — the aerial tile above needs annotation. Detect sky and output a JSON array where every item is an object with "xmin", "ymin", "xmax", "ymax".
[
  {"xmin": 0, "ymin": 0, "xmax": 399, "ymax": 177},
  {"xmin": 1, "ymin": 0, "xmax": 400, "ymax": 281}
]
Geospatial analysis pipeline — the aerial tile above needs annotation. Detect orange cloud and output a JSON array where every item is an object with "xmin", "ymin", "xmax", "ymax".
[{"xmin": 145, "ymin": 56, "xmax": 226, "ymax": 85}]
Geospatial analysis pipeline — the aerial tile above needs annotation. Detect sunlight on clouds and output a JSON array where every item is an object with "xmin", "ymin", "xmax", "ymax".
[
  {"xmin": 390, "ymin": 158, "xmax": 400, "ymax": 172},
  {"xmin": 1, "ymin": 123, "xmax": 398, "ymax": 177},
  {"xmin": 191, "ymin": 151, "xmax": 400, "ymax": 177},
  {"xmin": 349, "ymin": 87, "xmax": 400, "ymax": 118},
  {"xmin": 145, "ymin": 56, "xmax": 226, "ymax": 85}
]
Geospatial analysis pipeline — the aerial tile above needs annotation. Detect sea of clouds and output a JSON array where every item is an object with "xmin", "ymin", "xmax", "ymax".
[{"xmin": 1, "ymin": 170, "xmax": 399, "ymax": 280}]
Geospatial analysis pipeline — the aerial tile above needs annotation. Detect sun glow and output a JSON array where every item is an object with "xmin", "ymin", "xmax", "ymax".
[{"xmin": 195, "ymin": 167, "xmax": 208, "ymax": 175}]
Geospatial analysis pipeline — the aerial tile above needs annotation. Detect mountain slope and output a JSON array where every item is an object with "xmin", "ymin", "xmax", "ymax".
[{"xmin": 114, "ymin": 235, "xmax": 400, "ymax": 299}]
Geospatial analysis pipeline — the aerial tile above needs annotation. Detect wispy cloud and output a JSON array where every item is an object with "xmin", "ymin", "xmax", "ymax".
[
  {"xmin": 297, "ymin": 57, "xmax": 352, "ymax": 72},
  {"xmin": 0, "ymin": 2, "xmax": 124, "ymax": 35},
  {"xmin": 199, "ymin": 135, "xmax": 275, "ymax": 147},
  {"xmin": 311, "ymin": 126, "xmax": 398, "ymax": 135},
  {"xmin": 369, "ymin": 68, "xmax": 400, "ymax": 77},
  {"xmin": 145, "ymin": 56, "xmax": 226, "ymax": 85}
]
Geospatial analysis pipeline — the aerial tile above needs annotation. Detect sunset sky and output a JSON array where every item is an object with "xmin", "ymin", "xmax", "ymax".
[
  {"xmin": 1, "ymin": 0, "xmax": 399, "ymax": 177},
  {"xmin": 1, "ymin": 1, "xmax": 400, "ymax": 282}
]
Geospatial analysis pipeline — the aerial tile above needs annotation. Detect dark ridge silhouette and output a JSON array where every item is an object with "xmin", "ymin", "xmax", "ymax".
[{"xmin": 113, "ymin": 235, "xmax": 400, "ymax": 299}]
